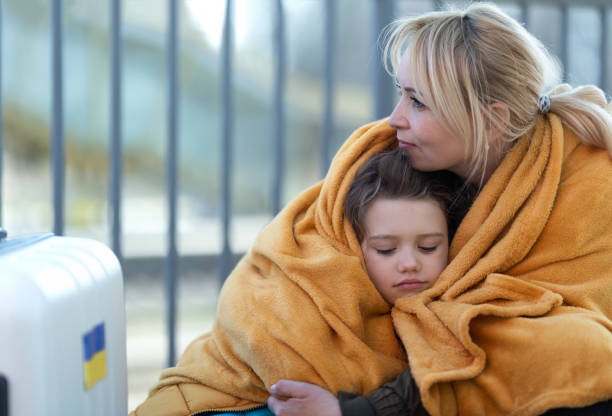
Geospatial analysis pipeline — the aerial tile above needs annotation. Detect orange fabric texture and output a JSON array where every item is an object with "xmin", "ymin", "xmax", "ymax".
[
  {"xmin": 130, "ymin": 119, "xmax": 408, "ymax": 416},
  {"xmin": 132, "ymin": 115, "xmax": 612, "ymax": 416},
  {"xmin": 393, "ymin": 114, "xmax": 612, "ymax": 415}
]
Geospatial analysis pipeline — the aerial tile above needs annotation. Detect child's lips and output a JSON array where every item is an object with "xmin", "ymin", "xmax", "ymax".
[{"xmin": 393, "ymin": 279, "xmax": 426, "ymax": 290}]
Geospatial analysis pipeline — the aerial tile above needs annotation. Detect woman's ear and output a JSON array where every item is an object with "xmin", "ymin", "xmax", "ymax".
[{"xmin": 487, "ymin": 101, "xmax": 510, "ymax": 144}]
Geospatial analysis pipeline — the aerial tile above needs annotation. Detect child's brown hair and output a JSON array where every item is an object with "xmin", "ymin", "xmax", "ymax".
[{"xmin": 345, "ymin": 148, "xmax": 467, "ymax": 241}]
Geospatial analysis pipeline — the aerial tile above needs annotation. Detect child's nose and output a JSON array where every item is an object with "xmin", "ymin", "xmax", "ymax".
[{"xmin": 397, "ymin": 251, "xmax": 419, "ymax": 273}]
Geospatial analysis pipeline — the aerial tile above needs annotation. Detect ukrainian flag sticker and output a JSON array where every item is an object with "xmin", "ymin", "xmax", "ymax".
[{"xmin": 82, "ymin": 322, "xmax": 107, "ymax": 390}]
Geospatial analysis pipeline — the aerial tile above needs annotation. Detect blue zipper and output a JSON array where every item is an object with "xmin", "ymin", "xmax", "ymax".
[{"xmin": 192, "ymin": 405, "xmax": 273, "ymax": 416}]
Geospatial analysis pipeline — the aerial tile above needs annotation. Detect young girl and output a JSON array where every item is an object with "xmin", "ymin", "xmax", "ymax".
[
  {"xmin": 267, "ymin": 149, "xmax": 451, "ymax": 416},
  {"xmin": 269, "ymin": 2, "xmax": 612, "ymax": 416},
  {"xmin": 344, "ymin": 148, "xmax": 462, "ymax": 306}
]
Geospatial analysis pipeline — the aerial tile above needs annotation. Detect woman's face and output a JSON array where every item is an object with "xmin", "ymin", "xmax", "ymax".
[{"xmin": 388, "ymin": 50, "xmax": 471, "ymax": 178}]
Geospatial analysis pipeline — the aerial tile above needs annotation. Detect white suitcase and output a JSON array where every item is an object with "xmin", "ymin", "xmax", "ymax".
[{"xmin": 0, "ymin": 232, "xmax": 127, "ymax": 415}]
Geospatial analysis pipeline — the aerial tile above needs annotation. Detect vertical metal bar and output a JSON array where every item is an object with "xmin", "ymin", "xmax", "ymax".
[
  {"xmin": 519, "ymin": 2, "xmax": 529, "ymax": 28},
  {"xmin": 272, "ymin": 0, "xmax": 285, "ymax": 215},
  {"xmin": 0, "ymin": 0, "xmax": 3, "ymax": 226},
  {"xmin": 165, "ymin": 0, "xmax": 179, "ymax": 367},
  {"xmin": 372, "ymin": 0, "xmax": 394, "ymax": 120},
  {"xmin": 321, "ymin": 0, "xmax": 334, "ymax": 178},
  {"xmin": 600, "ymin": 6, "xmax": 608, "ymax": 93},
  {"xmin": 219, "ymin": 0, "xmax": 233, "ymax": 286},
  {"xmin": 560, "ymin": 4, "xmax": 569, "ymax": 82},
  {"xmin": 110, "ymin": 0, "xmax": 122, "ymax": 264},
  {"xmin": 51, "ymin": 0, "xmax": 64, "ymax": 236}
]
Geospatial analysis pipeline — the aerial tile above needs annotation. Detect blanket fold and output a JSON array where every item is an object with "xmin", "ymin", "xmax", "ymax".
[
  {"xmin": 393, "ymin": 114, "xmax": 612, "ymax": 416},
  {"xmin": 131, "ymin": 119, "xmax": 409, "ymax": 416}
]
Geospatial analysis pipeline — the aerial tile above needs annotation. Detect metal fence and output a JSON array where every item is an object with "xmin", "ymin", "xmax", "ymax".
[{"xmin": 0, "ymin": 0, "xmax": 610, "ymax": 366}]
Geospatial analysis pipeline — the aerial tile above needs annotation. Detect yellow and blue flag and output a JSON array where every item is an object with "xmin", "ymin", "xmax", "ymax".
[{"xmin": 82, "ymin": 322, "xmax": 106, "ymax": 390}]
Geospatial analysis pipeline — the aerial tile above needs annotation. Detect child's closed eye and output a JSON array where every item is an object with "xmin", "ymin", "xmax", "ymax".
[
  {"xmin": 375, "ymin": 248, "xmax": 396, "ymax": 255},
  {"xmin": 419, "ymin": 245, "xmax": 438, "ymax": 253}
]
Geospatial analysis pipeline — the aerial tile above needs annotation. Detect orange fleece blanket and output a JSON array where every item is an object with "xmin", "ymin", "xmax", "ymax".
[
  {"xmin": 132, "ymin": 115, "xmax": 612, "ymax": 416},
  {"xmin": 393, "ymin": 114, "xmax": 612, "ymax": 415},
  {"xmin": 131, "ymin": 119, "xmax": 409, "ymax": 416}
]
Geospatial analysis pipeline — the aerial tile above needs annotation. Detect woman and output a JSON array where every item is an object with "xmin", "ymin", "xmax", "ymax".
[
  {"xmin": 132, "ymin": 3, "xmax": 612, "ymax": 416},
  {"xmin": 268, "ymin": 2, "xmax": 612, "ymax": 416}
]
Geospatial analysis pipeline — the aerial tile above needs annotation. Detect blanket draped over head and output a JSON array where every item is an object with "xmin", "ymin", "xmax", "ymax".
[{"xmin": 131, "ymin": 114, "xmax": 612, "ymax": 416}]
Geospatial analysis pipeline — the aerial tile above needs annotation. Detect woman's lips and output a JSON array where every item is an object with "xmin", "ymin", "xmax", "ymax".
[{"xmin": 398, "ymin": 140, "xmax": 417, "ymax": 150}]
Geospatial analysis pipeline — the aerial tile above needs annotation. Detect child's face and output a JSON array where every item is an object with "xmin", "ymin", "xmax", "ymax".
[{"xmin": 360, "ymin": 197, "xmax": 449, "ymax": 305}]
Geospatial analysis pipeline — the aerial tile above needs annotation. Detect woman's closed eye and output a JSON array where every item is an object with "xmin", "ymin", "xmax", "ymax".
[{"xmin": 410, "ymin": 96, "xmax": 425, "ymax": 110}]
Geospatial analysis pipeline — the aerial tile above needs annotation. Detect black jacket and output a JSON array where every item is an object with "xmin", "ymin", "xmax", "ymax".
[
  {"xmin": 338, "ymin": 368, "xmax": 426, "ymax": 416},
  {"xmin": 338, "ymin": 367, "xmax": 612, "ymax": 416}
]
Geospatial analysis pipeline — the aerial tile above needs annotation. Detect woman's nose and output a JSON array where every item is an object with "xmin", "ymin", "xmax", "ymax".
[{"xmin": 388, "ymin": 99, "xmax": 409, "ymax": 130}]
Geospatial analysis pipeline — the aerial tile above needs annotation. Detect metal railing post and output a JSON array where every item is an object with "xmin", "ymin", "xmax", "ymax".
[
  {"xmin": 600, "ymin": 6, "xmax": 608, "ymax": 94},
  {"xmin": 520, "ymin": 2, "xmax": 529, "ymax": 28},
  {"xmin": 560, "ymin": 4, "xmax": 569, "ymax": 82},
  {"xmin": 321, "ymin": 0, "xmax": 335, "ymax": 178},
  {"xmin": 0, "ymin": 0, "xmax": 3, "ymax": 226},
  {"xmin": 219, "ymin": 0, "xmax": 234, "ymax": 286},
  {"xmin": 272, "ymin": 0, "xmax": 286, "ymax": 215},
  {"xmin": 372, "ymin": 0, "xmax": 395, "ymax": 120},
  {"xmin": 110, "ymin": 0, "xmax": 123, "ymax": 264},
  {"xmin": 165, "ymin": 0, "xmax": 179, "ymax": 367},
  {"xmin": 51, "ymin": 0, "xmax": 65, "ymax": 236}
]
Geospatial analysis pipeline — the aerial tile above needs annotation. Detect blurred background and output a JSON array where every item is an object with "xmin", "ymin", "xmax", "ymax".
[{"xmin": 0, "ymin": 0, "xmax": 610, "ymax": 411}]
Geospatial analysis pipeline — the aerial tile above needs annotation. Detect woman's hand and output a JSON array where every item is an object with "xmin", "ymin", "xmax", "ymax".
[{"xmin": 267, "ymin": 380, "xmax": 341, "ymax": 416}]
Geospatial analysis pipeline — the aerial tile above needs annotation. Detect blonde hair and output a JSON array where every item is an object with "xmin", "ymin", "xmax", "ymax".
[{"xmin": 382, "ymin": 2, "xmax": 612, "ymax": 184}]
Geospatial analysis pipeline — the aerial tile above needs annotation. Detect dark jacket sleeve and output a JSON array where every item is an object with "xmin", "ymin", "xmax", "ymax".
[
  {"xmin": 338, "ymin": 369, "xmax": 428, "ymax": 416},
  {"xmin": 541, "ymin": 399, "xmax": 612, "ymax": 416},
  {"xmin": 338, "ymin": 391, "xmax": 376, "ymax": 416},
  {"xmin": 339, "ymin": 367, "xmax": 612, "ymax": 416}
]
